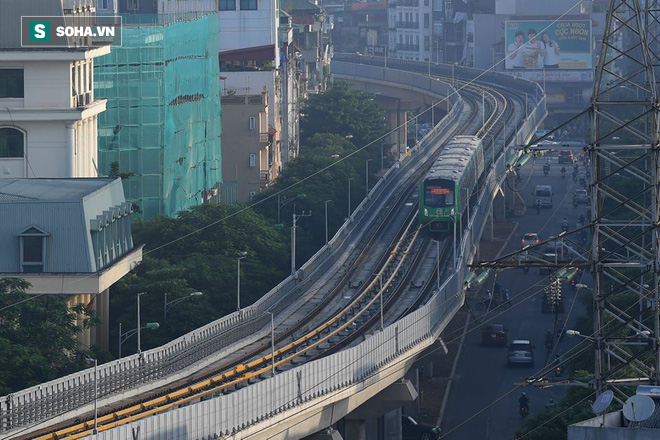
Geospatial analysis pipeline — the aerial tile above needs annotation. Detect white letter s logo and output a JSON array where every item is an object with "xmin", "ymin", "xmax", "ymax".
[{"xmin": 34, "ymin": 24, "xmax": 46, "ymax": 39}]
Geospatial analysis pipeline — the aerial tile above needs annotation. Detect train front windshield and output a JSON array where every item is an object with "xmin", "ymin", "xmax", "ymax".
[{"xmin": 424, "ymin": 180, "xmax": 454, "ymax": 207}]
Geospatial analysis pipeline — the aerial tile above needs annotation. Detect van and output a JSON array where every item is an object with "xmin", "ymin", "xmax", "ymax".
[{"xmin": 533, "ymin": 185, "xmax": 553, "ymax": 208}]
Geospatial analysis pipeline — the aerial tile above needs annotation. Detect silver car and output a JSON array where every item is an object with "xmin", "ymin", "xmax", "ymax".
[
  {"xmin": 507, "ymin": 340, "xmax": 535, "ymax": 367},
  {"xmin": 573, "ymin": 189, "xmax": 590, "ymax": 205}
]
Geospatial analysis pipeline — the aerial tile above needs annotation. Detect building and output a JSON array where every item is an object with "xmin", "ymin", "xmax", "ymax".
[
  {"xmin": 0, "ymin": 178, "xmax": 143, "ymax": 349},
  {"xmin": 465, "ymin": 0, "xmax": 608, "ymax": 129},
  {"xmin": 218, "ymin": 0, "xmax": 294, "ymax": 168},
  {"xmin": 220, "ymin": 88, "xmax": 274, "ymax": 202},
  {"xmin": 95, "ymin": 11, "xmax": 223, "ymax": 220},
  {"xmin": 0, "ymin": 0, "xmax": 110, "ymax": 179}
]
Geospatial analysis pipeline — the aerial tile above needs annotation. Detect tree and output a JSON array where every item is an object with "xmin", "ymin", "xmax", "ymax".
[
  {"xmin": 300, "ymin": 81, "xmax": 387, "ymax": 150},
  {"xmin": 522, "ymin": 387, "xmax": 597, "ymax": 440},
  {"xmin": 109, "ymin": 204, "xmax": 289, "ymax": 354},
  {"xmin": 0, "ymin": 278, "xmax": 95, "ymax": 394}
]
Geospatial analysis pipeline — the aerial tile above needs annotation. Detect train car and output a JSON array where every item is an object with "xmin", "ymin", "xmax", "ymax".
[{"xmin": 419, "ymin": 136, "xmax": 485, "ymax": 232}]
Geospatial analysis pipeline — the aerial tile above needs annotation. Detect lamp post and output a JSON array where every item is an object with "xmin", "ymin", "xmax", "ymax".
[
  {"xmin": 266, "ymin": 312, "xmax": 276, "ymax": 376},
  {"xmin": 291, "ymin": 211, "xmax": 312, "ymax": 276},
  {"xmin": 324, "ymin": 200, "xmax": 332, "ymax": 244},
  {"xmin": 348, "ymin": 177, "xmax": 354, "ymax": 219},
  {"xmin": 118, "ymin": 321, "xmax": 159, "ymax": 358},
  {"xmin": 277, "ymin": 194, "xmax": 306, "ymax": 224},
  {"xmin": 236, "ymin": 252, "xmax": 247, "ymax": 312},
  {"xmin": 136, "ymin": 292, "xmax": 147, "ymax": 355},
  {"xmin": 85, "ymin": 357, "xmax": 98, "ymax": 435},
  {"xmin": 164, "ymin": 291, "xmax": 203, "ymax": 320},
  {"xmin": 366, "ymin": 159, "xmax": 373, "ymax": 196}
]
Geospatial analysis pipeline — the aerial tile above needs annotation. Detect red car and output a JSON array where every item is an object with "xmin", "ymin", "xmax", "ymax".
[{"xmin": 481, "ymin": 324, "xmax": 508, "ymax": 346}]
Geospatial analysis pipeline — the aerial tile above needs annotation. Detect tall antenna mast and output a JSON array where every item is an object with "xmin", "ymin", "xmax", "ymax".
[{"xmin": 590, "ymin": 0, "xmax": 660, "ymax": 399}]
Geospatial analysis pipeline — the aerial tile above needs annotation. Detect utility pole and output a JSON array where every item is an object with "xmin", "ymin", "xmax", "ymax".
[{"xmin": 291, "ymin": 211, "xmax": 312, "ymax": 277}]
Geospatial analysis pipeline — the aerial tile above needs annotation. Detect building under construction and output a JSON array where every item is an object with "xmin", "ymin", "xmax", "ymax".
[{"xmin": 95, "ymin": 12, "xmax": 223, "ymax": 220}]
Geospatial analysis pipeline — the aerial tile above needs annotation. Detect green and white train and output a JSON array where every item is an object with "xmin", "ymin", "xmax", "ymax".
[{"xmin": 418, "ymin": 136, "xmax": 485, "ymax": 233}]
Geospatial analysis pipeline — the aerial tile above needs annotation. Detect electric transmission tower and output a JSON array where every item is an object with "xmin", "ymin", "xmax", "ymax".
[{"xmin": 589, "ymin": 0, "xmax": 660, "ymax": 399}]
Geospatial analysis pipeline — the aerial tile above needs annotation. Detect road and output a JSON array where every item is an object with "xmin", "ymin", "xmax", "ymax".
[{"xmin": 440, "ymin": 155, "xmax": 592, "ymax": 440}]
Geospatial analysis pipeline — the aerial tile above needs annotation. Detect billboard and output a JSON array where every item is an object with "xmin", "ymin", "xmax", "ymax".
[{"xmin": 505, "ymin": 20, "xmax": 592, "ymax": 70}]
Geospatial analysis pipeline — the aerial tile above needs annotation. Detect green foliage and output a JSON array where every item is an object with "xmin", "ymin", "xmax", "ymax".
[
  {"xmin": 108, "ymin": 161, "xmax": 136, "ymax": 180},
  {"xmin": 300, "ymin": 81, "xmax": 387, "ymax": 149},
  {"xmin": 109, "ymin": 204, "xmax": 289, "ymax": 354},
  {"xmin": 522, "ymin": 387, "xmax": 596, "ymax": 440},
  {"xmin": 0, "ymin": 278, "xmax": 94, "ymax": 394}
]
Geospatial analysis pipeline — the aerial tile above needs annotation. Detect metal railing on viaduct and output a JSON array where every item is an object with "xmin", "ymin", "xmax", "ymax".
[{"xmin": 0, "ymin": 58, "xmax": 546, "ymax": 440}]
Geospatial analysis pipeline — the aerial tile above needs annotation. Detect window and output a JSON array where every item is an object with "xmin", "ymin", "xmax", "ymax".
[
  {"xmin": 19, "ymin": 227, "xmax": 48, "ymax": 273},
  {"xmin": 240, "ymin": 0, "xmax": 257, "ymax": 10},
  {"xmin": 249, "ymin": 153, "xmax": 256, "ymax": 167},
  {"xmin": 424, "ymin": 13, "xmax": 429, "ymax": 28},
  {"xmin": 101, "ymin": 0, "xmax": 108, "ymax": 9},
  {"xmin": 127, "ymin": 0, "xmax": 138, "ymax": 10},
  {"xmin": 219, "ymin": 0, "xmax": 236, "ymax": 10},
  {"xmin": 0, "ymin": 128, "xmax": 24, "ymax": 158},
  {"xmin": 0, "ymin": 69, "xmax": 24, "ymax": 98}
]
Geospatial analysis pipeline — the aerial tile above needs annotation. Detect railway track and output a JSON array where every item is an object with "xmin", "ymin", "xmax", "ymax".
[{"xmin": 18, "ymin": 72, "xmax": 524, "ymax": 440}]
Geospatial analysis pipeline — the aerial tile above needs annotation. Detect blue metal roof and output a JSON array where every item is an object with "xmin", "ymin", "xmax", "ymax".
[{"xmin": 0, "ymin": 179, "xmax": 115, "ymax": 202}]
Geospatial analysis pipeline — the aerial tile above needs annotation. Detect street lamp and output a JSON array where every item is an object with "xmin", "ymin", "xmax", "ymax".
[
  {"xmin": 291, "ymin": 211, "xmax": 312, "ymax": 276},
  {"xmin": 164, "ymin": 291, "xmax": 203, "ymax": 320},
  {"xmin": 366, "ymin": 159, "xmax": 374, "ymax": 197},
  {"xmin": 137, "ymin": 292, "xmax": 147, "ymax": 355},
  {"xmin": 118, "ymin": 321, "xmax": 159, "ymax": 358},
  {"xmin": 266, "ymin": 312, "xmax": 276, "ymax": 376},
  {"xmin": 236, "ymin": 251, "xmax": 247, "ymax": 312},
  {"xmin": 85, "ymin": 357, "xmax": 98, "ymax": 435},
  {"xmin": 348, "ymin": 177, "xmax": 354, "ymax": 219},
  {"xmin": 277, "ymin": 193, "xmax": 306, "ymax": 224},
  {"xmin": 324, "ymin": 200, "xmax": 333, "ymax": 244}
]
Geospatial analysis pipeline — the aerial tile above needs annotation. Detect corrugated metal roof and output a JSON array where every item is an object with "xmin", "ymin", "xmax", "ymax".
[
  {"xmin": 0, "ymin": 192, "xmax": 37, "ymax": 201},
  {"xmin": 0, "ymin": 178, "xmax": 117, "ymax": 202}
]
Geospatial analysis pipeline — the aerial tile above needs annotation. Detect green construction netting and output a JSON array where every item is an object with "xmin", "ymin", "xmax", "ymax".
[{"xmin": 95, "ymin": 13, "xmax": 222, "ymax": 220}]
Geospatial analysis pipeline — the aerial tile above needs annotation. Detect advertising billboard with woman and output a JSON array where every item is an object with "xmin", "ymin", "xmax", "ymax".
[{"xmin": 505, "ymin": 20, "xmax": 592, "ymax": 70}]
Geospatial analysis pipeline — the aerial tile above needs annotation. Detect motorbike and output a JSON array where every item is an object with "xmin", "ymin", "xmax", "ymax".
[
  {"xmin": 570, "ymin": 279, "xmax": 578, "ymax": 289},
  {"xmin": 543, "ymin": 165, "xmax": 550, "ymax": 176},
  {"xmin": 519, "ymin": 404, "xmax": 529, "ymax": 418},
  {"xmin": 555, "ymin": 364, "xmax": 564, "ymax": 376},
  {"xmin": 561, "ymin": 171, "xmax": 566, "ymax": 179},
  {"xmin": 562, "ymin": 223, "xmax": 569, "ymax": 233}
]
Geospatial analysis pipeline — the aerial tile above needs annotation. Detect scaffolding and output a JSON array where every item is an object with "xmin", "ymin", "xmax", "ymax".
[{"xmin": 95, "ymin": 13, "xmax": 222, "ymax": 220}]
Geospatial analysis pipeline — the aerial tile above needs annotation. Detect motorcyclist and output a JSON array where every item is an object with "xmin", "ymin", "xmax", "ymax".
[
  {"xmin": 562, "ymin": 217, "xmax": 569, "ymax": 232},
  {"xmin": 573, "ymin": 162, "xmax": 579, "ymax": 173},
  {"xmin": 543, "ymin": 163, "xmax": 550, "ymax": 175},
  {"xmin": 560, "ymin": 166, "xmax": 566, "ymax": 178},
  {"xmin": 535, "ymin": 199, "xmax": 542, "ymax": 214},
  {"xmin": 519, "ymin": 392, "xmax": 530, "ymax": 409}
]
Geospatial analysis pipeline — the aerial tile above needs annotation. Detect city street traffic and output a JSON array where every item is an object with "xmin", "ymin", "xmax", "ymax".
[{"xmin": 441, "ymin": 153, "xmax": 592, "ymax": 439}]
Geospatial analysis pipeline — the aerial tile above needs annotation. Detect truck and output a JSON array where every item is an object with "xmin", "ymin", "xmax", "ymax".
[{"xmin": 533, "ymin": 185, "xmax": 553, "ymax": 208}]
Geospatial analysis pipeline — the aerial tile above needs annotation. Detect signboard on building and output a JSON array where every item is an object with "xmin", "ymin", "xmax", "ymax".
[{"xmin": 505, "ymin": 19, "xmax": 592, "ymax": 70}]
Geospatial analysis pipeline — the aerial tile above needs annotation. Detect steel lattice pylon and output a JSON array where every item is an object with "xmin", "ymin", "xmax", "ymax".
[{"xmin": 590, "ymin": 0, "xmax": 660, "ymax": 399}]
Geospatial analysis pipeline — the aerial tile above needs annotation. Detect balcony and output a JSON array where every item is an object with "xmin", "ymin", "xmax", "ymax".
[
  {"xmin": 260, "ymin": 170, "xmax": 270, "ymax": 182},
  {"xmin": 396, "ymin": 21, "xmax": 420, "ymax": 29},
  {"xmin": 396, "ymin": 44, "xmax": 420, "ymax": 52},
  {"xmin": 390, "ymin": 0, "xmax": 420, "ymax": 6}
]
